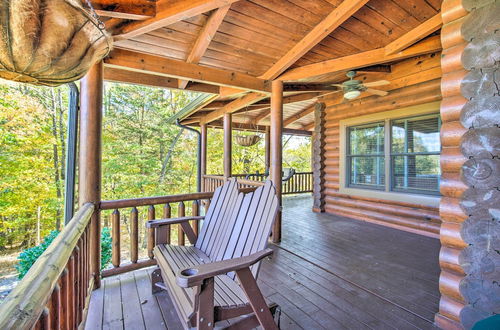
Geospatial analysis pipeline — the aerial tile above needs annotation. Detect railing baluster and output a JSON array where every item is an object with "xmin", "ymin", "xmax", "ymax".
[
  {"xmin": 130, "ymin": 207, "xmax": 138, "ymax": 263},
  {"xmin": 204, "ymin": 200, "xmax": 210, "ymax": 214},
  {"xmin": 178, "ymin": 201, "xmax": 185, "ymax": 246},
  {"xmin": 41, "ymin": 308, "xmax": 50, "ymax": 330},
  {"xmin": 192, "ymin": 200, "xmax": 199, "ymax": 238},
  {"xmin": 147, "ymin": 206, "xmax": 156, "ymax": 259},
  {"xmin": 68, "ymin": 255, "xmax": 75, "ymax": 329},
  {"xmin": 158, "ymin": 203, "xmax": 171, "ymax": 245},
  {"xmin": 83, "ymin": 227, "xmax": 88, "ymax": 297},
  {"xmin": 51, "ymin": 284, "xmax": 60, "ymax": 329},
  {"xmin": 74, "ymin": 245, "xmax": 81, "ymax": 325},
  {"xmin": 79, "ymin": 240, "xmax": 84, "ymax": 326},
  {"xmin": 112, "ymin": 209, "xmax": 120, "ymax": 268},
  {"xmin": 59, "ymin": 272, "xmax": 67, "ymax": 330}
]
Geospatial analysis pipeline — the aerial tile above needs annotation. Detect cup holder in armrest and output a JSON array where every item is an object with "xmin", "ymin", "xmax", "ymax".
[{"xmin": 180, "ymin": 268, "xmax": 198, "ymax": 277}]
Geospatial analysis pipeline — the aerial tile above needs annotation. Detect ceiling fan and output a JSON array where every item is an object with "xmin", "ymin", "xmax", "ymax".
[{"xmin": 331, "ymin": 71, "xmax": 390, "ymax": 100}]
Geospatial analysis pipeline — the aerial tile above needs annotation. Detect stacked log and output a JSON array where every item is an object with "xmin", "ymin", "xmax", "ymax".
[
  {"xmin": 437, "ymin": 0, "xmax": 500, "ymax": 328},
  {"xmin": 312, "ymin": 102, "xmax": 326, "ymax": 212},
  {"xmin": 322, "ymin": 78, "xmax": 442, "ymax": 236}
]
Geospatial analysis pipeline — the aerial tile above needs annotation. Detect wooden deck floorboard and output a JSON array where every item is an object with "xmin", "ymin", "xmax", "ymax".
[{"xmin": 86, "ymin": 195, "xmax": 440, "ymax": 330}]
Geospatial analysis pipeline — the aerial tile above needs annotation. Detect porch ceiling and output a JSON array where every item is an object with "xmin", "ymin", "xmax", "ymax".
[{"xmin": 98, "ymin": 0, "xmax": 444, "ymax": 133}]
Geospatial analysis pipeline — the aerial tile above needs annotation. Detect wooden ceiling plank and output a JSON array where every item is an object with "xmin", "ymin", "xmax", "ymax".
[
  {"xmin": 116, "ymin": 0, "xmax": 240, "ymax": 39},
  {"xmin": 104, "ymin": 48, "xmax": 270, "ymax": 92},
  {"xmin": 179, "ymin": 5, "xmax": 231, "ymax": 89},
  {"xmin": 91, "ymin": 0, "xmax": 155, "ymax": 20},
  {"xmin": 103, "ymin": 67, "xmax": 220, "ymax": 93},
  {"xmin": 200, "ymin": 92, "xmax": 267, "ymax": 124},
  {"xmin": 279, "ymin": 35, "xmax": 442, "ymax": 81},
  {"xmin": 385, "ymin": 13, "xmax": 442, "ymax": 55},
  {"xmin": 259, "ymin": 0, "xmax": 369, "ymax": 80}
]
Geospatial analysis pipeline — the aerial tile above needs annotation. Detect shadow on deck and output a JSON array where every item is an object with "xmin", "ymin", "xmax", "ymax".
[{"xmin": 86, "ymin": 195, "xmax": 441, "ymax": 330}]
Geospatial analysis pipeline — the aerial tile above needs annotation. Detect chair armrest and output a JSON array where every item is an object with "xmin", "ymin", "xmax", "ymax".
[
  {"xmin": 146, "ymin": 216, "xmax": 205, "ymax": 228},
  {"xmin": 176, "ymin": 248, "xmax": 273, "ymax": 288}
]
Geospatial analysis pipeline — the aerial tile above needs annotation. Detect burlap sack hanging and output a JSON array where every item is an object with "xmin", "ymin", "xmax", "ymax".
[{"xmin": 0, "ymin": 0, "xmax": 112, "ymax": 86}]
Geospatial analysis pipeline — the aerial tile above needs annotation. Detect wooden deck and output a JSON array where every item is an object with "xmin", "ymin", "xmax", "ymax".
[{"xmin": 86, "ymin": 195, "xmax": 441, "ymax": 330}]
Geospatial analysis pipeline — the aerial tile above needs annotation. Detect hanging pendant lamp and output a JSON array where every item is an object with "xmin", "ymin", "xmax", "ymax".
[{"xmin": 0, "ymin": 0, "xmax": 112, "ymax": 86}]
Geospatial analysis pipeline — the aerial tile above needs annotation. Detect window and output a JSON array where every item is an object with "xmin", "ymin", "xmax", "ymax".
[
  {"xmin": 391, "ymin": 115, "xmax": 441, "ymax": 194},
  {"xmin": 346, "ymin": 114, "xmax": 441, "ymax": 196},
  {"xmin": 347, "ymin": 122, "xmax": 385, "ymax": 190}
]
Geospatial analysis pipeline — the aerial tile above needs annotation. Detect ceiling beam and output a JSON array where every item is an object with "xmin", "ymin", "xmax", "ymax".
[
  {"xmin": 249, "ymin": 92, "xmax": 320, "ymax": 114},
  {"xmin": 206, "ymin": 122, "xmax": 312, "ymax": 136},
  {"xmin": 303, "ymin": 121, "xmax": 315, "ymax": 131},
  {"xmin": 179, "ymin": 5, "xmax": 230, "ymax": 89},
  {"xmin": 105, "ymin": 48, "xmax": 271, "ymax": 92},
  {"xmin": 103, "ymin": 67, "xmax": 220, "ymax": 93},
  {"xmin": 283, "ymin": 104, "xmax": 315, "ymax": 127},
  {"xmin": 200, "ymin": 92, "xmax": 267, "ymax": 124},
  {"xmin": 259, "ymin": 0, "xmax": 369, "ymax": 80},
  {"xmin": 252, "ymin": 92, "xmax": 326, "ymax": 124},
  {"xmin": 218, "ymin": 86, "xmax": 248, "ymax": 98},
  {"xmin": 385, "ymin": 13, "xmax": 442, "ymax": 55},
  {"xmin": 115, "ymin": 0, "xmax": 239, "ymax": 39},
  {"xmin": 279, "ymin": 35, "xmax": 442, "ymax": 81},
  {"xmin": 90, "ymin": 0, "xmax": 155, "ymax": 20}
]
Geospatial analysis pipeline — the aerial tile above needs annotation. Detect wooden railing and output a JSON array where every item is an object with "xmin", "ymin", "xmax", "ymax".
[
  {"xmin": 99, "ymin": 188, "xmax": 260, "ymax": 277},
  {"xmin": 282, "ymin": 172, "xmax": 313, "ymax": 194},
  {"xmin": 99, "ymin": 191, "xmax": 215, "ymax": 277},
  {"xmin": 202, "ymin": 172, "xmax": 313, "ymax": 194},
  {"xmin": 0, "ymin": 203, "xmax": 95, "ymax": 329}
]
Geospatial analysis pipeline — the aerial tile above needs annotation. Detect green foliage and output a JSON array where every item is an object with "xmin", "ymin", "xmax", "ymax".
[
  {"xmin": 15, "ymin": 228, "xmax": 113, "ymax": 278},
  {"xmin": 1, "ymin": 79, "xmax": 310, "ymax": 259},
  {"xmin": 100, "ymin": 227, "xmax": 112, "ymax": 270},
  {"xmin": 15, "ymin": 230, "xmax": 59, "ymax": 279},
  {"xmin": 0, "ymin": 82, "xmax": 68, "ymax": 249}
]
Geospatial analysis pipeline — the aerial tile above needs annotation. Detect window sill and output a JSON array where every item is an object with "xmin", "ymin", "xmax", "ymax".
[{"xmin": 339, "ymin": 186, "xmax": 441, "ymax": 208}]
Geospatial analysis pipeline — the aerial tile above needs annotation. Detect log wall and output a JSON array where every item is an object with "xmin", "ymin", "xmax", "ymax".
[
  {"xmin": 321, "ymin": 53, "xmax": 443, "ymax": 237},
  {"xmin": 436, "ymin": 0, "xmax": 500, "ymax": 329}
]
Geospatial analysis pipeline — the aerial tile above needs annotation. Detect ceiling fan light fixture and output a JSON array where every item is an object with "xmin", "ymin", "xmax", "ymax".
[{"xmin": 344, "ymin": 90, "xmax": 361, "ymax": 100}]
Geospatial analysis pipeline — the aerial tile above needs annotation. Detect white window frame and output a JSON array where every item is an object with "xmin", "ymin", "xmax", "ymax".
[{"xmin": 339, "ymin": 101, "xmax": 441, "ymax": 207}]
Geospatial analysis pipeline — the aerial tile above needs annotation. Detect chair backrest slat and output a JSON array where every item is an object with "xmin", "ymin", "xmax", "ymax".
[
  {"xmin": 197, "ymin": 180, "xmax": 279, "ymax": 279},
  {"xmin": 196, "ymin": 179, "xmax": 239, "ymax": 251}
]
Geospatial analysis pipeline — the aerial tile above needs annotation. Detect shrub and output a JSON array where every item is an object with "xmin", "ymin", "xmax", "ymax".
[
  {"xmin": 16, "ymin": 228, "xmax": 113, "ymax": 278},
  {"xmin": 100, "ymin": 227, "xmax": 112, "ymax": 270},
  {"xmin": 15, "ymin": 230, "xmax": 59, "ymax": 279}
]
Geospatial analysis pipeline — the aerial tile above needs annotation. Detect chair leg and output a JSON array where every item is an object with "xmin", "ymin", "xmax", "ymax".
[
  {"xmin": 235, "ymin": 267, "xmax": 279, "ymax": 330},
  {"xmin": 197, "ymin": 277, "xmax": 215, "ymax": 330},
  {"xmin": 221, "ymin": 303, "xmax": 280, "ymax": 330},
  {"xmin": 151, "ymin": 268, "xmax": 163, "ymax": 294}
]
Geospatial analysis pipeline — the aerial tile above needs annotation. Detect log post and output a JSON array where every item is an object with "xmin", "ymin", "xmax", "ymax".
[
  {"xmin": 265, "ymin": 126, "xmax": 271, "ymax": 172},
  {"xmin": 312, "ymin": 102, "xmax": 326, "ymax": 213},
  {"xmin": 200, "ymin": 123, "xmax": 208, "ymax": 191},
  {"xmin": 270, "ymin": 80, "xmax": 283, "ymax": 243},
  {"xmin": 437, "ymin": 1, "xmax": 500, "ymax": 329},
  {"xmin": 79, "ymin": 61, "xmax": 103, "ymax": 288},
  {"xmin": 223, "ymin": 113, "xmax": 232, "ymax": 179}
]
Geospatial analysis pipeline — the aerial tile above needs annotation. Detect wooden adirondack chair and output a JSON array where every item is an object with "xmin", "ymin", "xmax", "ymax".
[{"xmin": 146, "ymin": 179, "xmax": 280, "ymax": 330}]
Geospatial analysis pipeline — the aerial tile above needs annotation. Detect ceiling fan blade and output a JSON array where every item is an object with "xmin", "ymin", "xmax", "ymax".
[
  {"xmin": 365, "ymin": 88, "xmax": 389, "ymax": 96},
  {"xmin": 318, "ymin": 90, "xmax": 342, "ymax": 98},
  {"xmin": 363, "ymin": 80, "xmax": 390, "ymax": 87}
]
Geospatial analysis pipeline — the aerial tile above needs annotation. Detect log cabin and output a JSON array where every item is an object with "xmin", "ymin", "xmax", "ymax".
[{"xmin": 0, "ymin": 0, "xmax": 498, "ymax": 329}]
